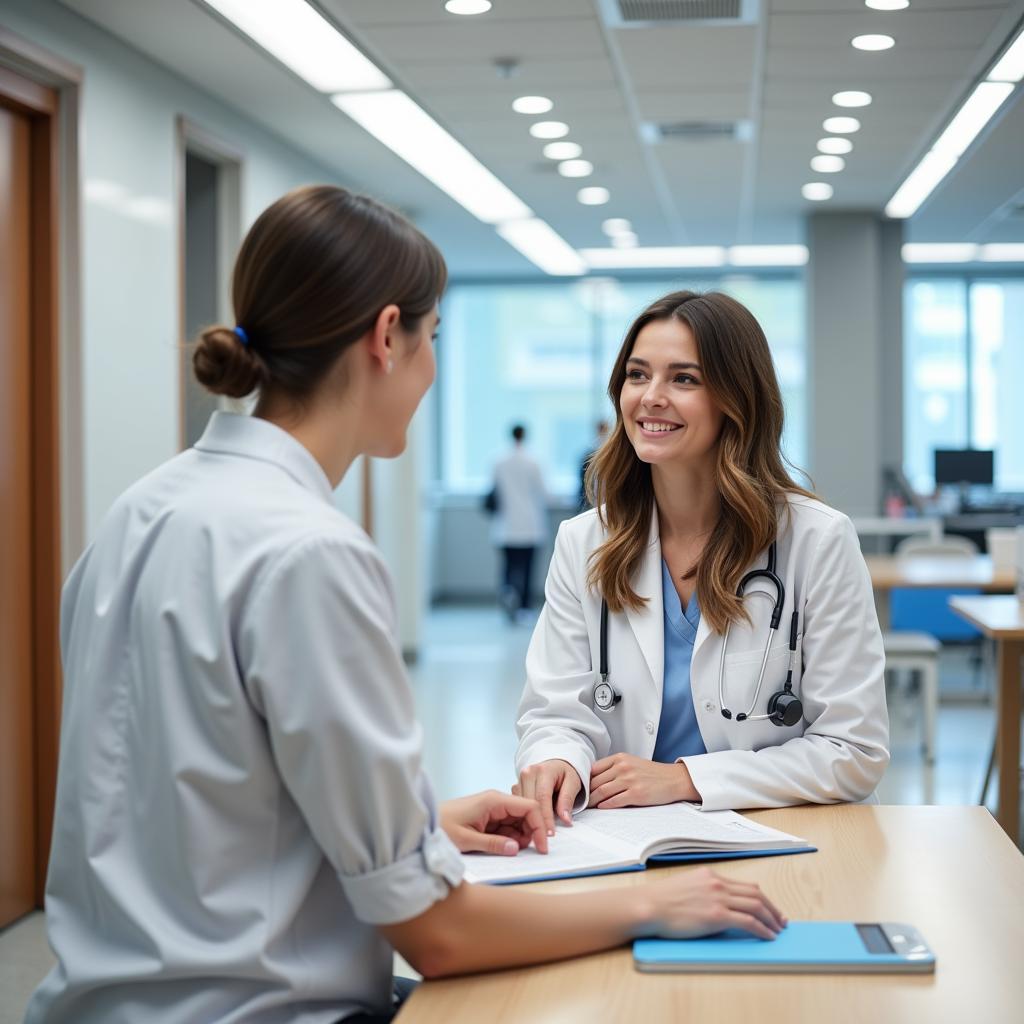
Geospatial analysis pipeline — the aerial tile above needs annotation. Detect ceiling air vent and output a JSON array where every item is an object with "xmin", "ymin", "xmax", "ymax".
[
  {"xmin": 600, "ymin": 0, "xmax": 759, "ymax": 27},
  {"xmin": 641, "ymin": 120, "xmax": 753, "ymax": 143}
]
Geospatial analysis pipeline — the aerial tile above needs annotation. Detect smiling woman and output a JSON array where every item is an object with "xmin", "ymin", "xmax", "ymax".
[{"xmin": 515, "ymin": 290, "xmax": 890, "ymax": 830}]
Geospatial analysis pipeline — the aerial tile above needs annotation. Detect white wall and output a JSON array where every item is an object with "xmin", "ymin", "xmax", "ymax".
[{"xmin": 0, "ymin": 0, "xmax": 357, "ymax": 543}]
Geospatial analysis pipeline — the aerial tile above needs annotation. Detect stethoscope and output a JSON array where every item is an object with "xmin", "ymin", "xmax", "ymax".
[{"xmin": 593, "ymin": 541, "xmax": 804, "ymax": 728}]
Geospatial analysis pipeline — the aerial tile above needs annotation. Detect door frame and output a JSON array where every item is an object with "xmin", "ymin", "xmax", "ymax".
[
  {"xmin": 0, "ymin": 28, "xmax": 82, "ymax": 905},
  {"xmin": 175, "ymin": 116, "xmax": 243, "ymax": 450}
]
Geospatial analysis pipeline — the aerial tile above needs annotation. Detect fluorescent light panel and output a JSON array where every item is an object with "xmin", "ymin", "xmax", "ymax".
[
  {"xmin": 582, "ymin": 247, "xmax": 726, "ymax": 269},
  {"xmin": 979, "ymin": 243, "xmax": 1024, "ymax": 261},
  {"xmin": 902, "ymin": 243, "xmax": 1024, "ymax": 263},
  {"xmin": 497, "ymin": 219, "xmax": 586, "ymax": 276},
  {"xmin": 582, "ymin": 245, "xmax": 808, "ymax": 269},
  {"xmin": 728, "ymin": 245, "xmax": 809, "ymax": 267},
  {"xmin": 932, "ymin": 82, "xmax": 1014, "ymax": 157},
  {"xmin": 902, "ymin": 243, "xmax": 979, "ymax": 263},
  {"xmin": 202, "ymin": 0, "xmax": 390, "ymax": 92},
  {"xmin": 332, "ymin": 91, "xmax": 530, "ymax": 224},
  {"xmin": 988, "ymin": 29, "xmax": 1024, "ymax": 82},
  {"xmin": 886, "ymin": 81, "xmax": 1013, "ymax": 218}
]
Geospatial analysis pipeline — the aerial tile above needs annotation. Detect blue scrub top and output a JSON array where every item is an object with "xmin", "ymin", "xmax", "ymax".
[{"xmin": 652, "ymin": 560, "xmax": 707, "ymax": 763}]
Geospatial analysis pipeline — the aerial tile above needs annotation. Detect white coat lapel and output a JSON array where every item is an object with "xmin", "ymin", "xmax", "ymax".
[{"xmin": 623, "ymin": 511, "xmax": 664, "ymax": 694}]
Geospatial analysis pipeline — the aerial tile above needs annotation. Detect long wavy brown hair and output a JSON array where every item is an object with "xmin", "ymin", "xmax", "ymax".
[{"xmin": 585, "ymin": 290, "xmax": 814, "ymax": 634}]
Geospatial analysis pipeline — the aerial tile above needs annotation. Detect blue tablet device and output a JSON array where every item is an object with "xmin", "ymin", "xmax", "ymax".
[{"xmin": 634, "ymin": 922, "xmax": 935, "ymax": 974}]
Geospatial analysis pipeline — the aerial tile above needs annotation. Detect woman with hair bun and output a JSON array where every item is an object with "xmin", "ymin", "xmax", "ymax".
[
  {"xmin": 28, "ymin": 192, "xmax": 784, "ymax": 1024},
  {"xmin": 515, "ymin": 291, "xmax": 890, "ymax": 833}
]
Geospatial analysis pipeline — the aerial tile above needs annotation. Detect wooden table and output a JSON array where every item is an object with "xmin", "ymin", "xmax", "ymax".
[
  {"xmin": 949, "ymin": 596, "xmax": 1024, "ymax": 843},
  {"xmin": 864, "ymin": 554, "xmax": 1016, "ymax": 629},
  {"xmin": 398, "ymin": 806, "xmax": 1024, "ymax": 1024}
]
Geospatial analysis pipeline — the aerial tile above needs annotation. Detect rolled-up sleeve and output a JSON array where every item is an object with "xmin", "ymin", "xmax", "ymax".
[{"xmin": 240, "ymin": 534, "xmax": 463, "ymax": 925}]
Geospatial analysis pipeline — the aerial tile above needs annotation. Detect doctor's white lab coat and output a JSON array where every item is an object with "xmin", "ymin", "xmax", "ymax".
[{"xmin": 515, "ymin": 495, "xmax": 890, "ymax": 811}]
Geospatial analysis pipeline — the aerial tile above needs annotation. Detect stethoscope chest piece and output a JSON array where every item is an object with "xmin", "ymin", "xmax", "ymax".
[
  {"xmin": 593, "ymin": 600, "xmax": 621, "ymax": 713},
  {"xmin": 593, "ymin": 679, "xmax": 620, "ymax": 713}
]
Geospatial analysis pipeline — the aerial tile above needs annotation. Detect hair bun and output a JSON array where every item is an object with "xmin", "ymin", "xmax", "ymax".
[{"xmin": 193, "ymin": 325, "xmax": 268, "ymax": 398}]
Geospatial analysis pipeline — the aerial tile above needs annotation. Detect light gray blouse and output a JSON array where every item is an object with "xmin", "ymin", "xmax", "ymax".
[{"xmin": 27, "ymin": 412, "xmax": 463, "ymax": 1024}]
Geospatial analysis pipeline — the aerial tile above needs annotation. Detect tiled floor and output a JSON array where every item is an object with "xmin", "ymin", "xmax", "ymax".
[{"xmin": 1, "ymin": 605, "xmax": 1014, "ymax": 1023}]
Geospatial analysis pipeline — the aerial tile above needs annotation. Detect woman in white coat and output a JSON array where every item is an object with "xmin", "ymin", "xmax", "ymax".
[
  {"xmin": 515, "ymin": 290, "xmax": 889, "ymax": 832},
  {"xmin": 28, "ymin": 195, "xmax": 785, "ymax": 1024}
]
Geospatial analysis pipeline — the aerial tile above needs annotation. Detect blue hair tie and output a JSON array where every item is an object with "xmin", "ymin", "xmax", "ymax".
[{"xmin": 233, "ymin": 326, "xmax": 249, "ymax": 347}]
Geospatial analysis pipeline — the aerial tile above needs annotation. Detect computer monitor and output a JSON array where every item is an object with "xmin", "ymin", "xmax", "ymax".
[{"xmin": 934, "ymin": 449, "xmax": 994, "ymax": 486}]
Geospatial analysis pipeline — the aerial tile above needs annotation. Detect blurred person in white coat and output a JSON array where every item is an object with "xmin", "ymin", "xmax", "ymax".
[
  {"xmin": 491, "ymin": 423, "xmax": 548, "ymax": 620},
  {"xmin": 514, "ymin": 291, "xmax": 889, "ymax": 832}
]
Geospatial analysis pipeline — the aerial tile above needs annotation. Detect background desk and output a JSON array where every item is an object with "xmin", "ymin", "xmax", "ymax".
[
  {"xmin": 949, "ymin": 596, "xmax": 1024, "ymax": 844},
  {"xmin": 398, "ymin": 806, "xmax": 1024, "ymax": 1024},
  {"xmin": 864, "ymin": 554, "xmax": 1016, "ymax": 629}
]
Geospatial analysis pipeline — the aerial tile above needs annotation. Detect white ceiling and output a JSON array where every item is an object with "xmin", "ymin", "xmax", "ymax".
[{"xmin": 60, "ymin": 0, "xmax": 1024, "ymax": 275}]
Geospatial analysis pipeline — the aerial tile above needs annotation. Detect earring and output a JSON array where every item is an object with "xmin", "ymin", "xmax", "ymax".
[{"xmin": 386, "ymin": 359, "xmax": 394, "ymax": 374}]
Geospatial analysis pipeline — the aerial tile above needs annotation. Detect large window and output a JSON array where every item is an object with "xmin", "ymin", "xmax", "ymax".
[
  {"xmin": 438, "ymin": 277, "xmax": 806, "ymax": 493},
  {"xmin": 904, "ymin": 277, "xmax": 1024, "ymax": 492}
]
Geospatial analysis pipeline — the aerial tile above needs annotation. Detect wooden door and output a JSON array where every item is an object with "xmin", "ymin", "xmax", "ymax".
[{"xmin": 0, "ymin": 100, "xmax": 36, "ymax": 927}]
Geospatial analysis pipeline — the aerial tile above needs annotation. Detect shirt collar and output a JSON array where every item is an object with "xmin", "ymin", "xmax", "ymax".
[{"xmin": 193, "ymin": 411, "xmax": 334, "ymax": 503}]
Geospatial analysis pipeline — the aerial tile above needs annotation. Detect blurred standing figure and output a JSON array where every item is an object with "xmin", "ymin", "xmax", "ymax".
[
  {"xmin": 492, "ymin": 424, "xmax": 548, "ymax": 621},
  {"xmin": 578, "ymin": 419, "xmax": 610, "ymax": 510}
]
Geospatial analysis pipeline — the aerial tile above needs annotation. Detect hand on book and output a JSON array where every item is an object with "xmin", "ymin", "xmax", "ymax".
[
  {"xmin": 512, "ymin": 759, "xmax": 583, "ymax": 835},
  {"xmin": 440, "ymin": 790, "xmax": 549, "ymax": 857},
  {"xmin": 643, "ymin": 867, "xmax": 787, "ymax": 941},
  {"xmin": 588, "ymin": 753, "xmax": 701, "ymax": 809}
]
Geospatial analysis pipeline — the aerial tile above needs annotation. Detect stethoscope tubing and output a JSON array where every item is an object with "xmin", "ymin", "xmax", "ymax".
[{"xmin": 595, "ymin": 541, "xmax": 798, "ymax": 723}]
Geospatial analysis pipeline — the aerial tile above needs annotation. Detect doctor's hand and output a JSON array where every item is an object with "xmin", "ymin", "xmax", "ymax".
[
  {"xmin": 588, "ymin": 753, "xmax": 701, "ymax": 809},
  {"xmin": 512, "ymin": 759, "xmax": 583, "ymax": 835},
  {"xmin": 440, "ymin": 790, "xmax": 549, "ymax": 857}
]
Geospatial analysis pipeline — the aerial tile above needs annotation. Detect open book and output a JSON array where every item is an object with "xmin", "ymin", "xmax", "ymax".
[{"xmin": 462, "ymin": 803, "xmax": 814, "ymax": 885}]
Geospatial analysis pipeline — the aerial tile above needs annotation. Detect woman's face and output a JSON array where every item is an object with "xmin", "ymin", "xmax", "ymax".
[
  {"xmin": 619, "ymin": 317, "xmax": 724, "ymax": 469},
  {"xmin": 367, "ymin": 309, "xmax": 439, "ymax": 459}
]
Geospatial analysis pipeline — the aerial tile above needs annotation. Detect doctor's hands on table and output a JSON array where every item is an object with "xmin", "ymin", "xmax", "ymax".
[
  {"xmin": 589, "ymin": 753, "xmax": 701, "ymax": 808},
  {"xmin": 440, "ymin": 790, "xmax": 549, "ymax": 856}
]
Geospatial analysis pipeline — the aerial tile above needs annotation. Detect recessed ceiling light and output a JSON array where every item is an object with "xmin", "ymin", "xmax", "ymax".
[
  {"xmin": 611, "ymin": 232, "xmax": 639, "ymax": 249},
  {"xmin": 558, "ymin": 159, "xmax": 593, "ymax": 178},
  {"xmin": 512, "ymin": 95, "xmax": 553, "ymax": 115},
  {"xmin": 529, "ymin": 120, "xmax": 570, "ymax": 139},
  {"xmin": 811, "ymin": 155, "xmax": 845, "ymax": 173},
  {"xmin": 602, "ymin": 218, "xmax": 632, "ymax": 234},
  {"xmin": 865, "ymin": 0, "xmax": 909, "ymax": 10},
  {"xmin": 833, "ymin": 90, "xmax": 872, "ymax": 107},
  {"xmin": 852, "ymin": 34, "xmax": 895, "ymax": 51},
  {"xmin": 444, "ymin": 0, "xmax": 492, "ymax": 14},
  {"xmin": 802, "ymin": 182, "xmax": 834, "ymax": 201},
  {"xmin": 577, "ymin": 186, "xmax": 610, "ymax": 205},
  {"xmin": 823, "ymin": 116, "xmax": 861, "ymax": 134},
  {"xmin": 818, "ymin": 137, "xmax": 853, "ymax": 155},
  {"xmin": 543, "ymin": 141, "xmax": 582, "ymax": 160}
]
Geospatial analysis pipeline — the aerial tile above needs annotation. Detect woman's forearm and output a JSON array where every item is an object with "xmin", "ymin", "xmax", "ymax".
[{"xmin": 383, "ymin": 881, "xmax": 653, "ymax": 978}]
